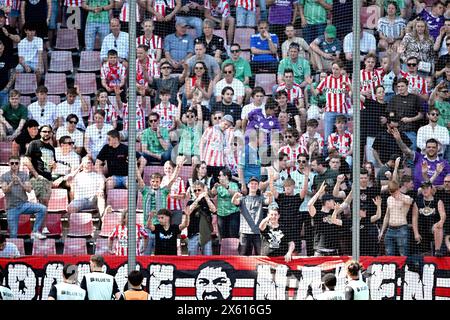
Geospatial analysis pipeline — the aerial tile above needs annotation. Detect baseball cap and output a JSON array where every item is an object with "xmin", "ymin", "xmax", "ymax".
[
  {"xmin": 176, "ymin": 19, "xmax": 187, "ymax": 27},
  {"xmin": 0, "ymin": 10, "xmax": 5, "ymax": 17},
  {"xmin": 325, "ymin": 25, "xmax": 337, "ymax": 39},
  {"xmin": 248, "ymin": 176, "xmax": 259, "ymax": 183},
  {"xmin": 223, "ymin": 114, "xmax": 234, "ymax": 125}
]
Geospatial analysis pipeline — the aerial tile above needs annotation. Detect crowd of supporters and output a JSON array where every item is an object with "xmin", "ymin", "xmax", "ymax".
[{"xmin": 0, "ymin": 0, "xmax": 449, "ymax": 260}]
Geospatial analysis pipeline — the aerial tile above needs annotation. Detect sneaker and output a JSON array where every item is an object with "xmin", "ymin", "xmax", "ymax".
[
  {"xmin": 31, "ymin": 232, "xmax": 47, "ymax": 240},
  {"xmin": 42, "ymin": 227, "xmax": 50, "ymax": 234}
]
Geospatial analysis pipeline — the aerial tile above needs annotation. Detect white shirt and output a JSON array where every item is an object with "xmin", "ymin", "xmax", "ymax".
[
  {"xmin": 241, "ymin": 103, "xmax": 265, "ymax": 120},
  {"xmin": 214, "ymin": 78, "xmax": 245, "ymax": 103},
  {"xmin": 28, "ymin": 101, "xmax": 58, "ymax": 127},
  {"xmin": 343, "ymin": 32, "xmax": 376, "ymax": 54},
  {"xmin": 73, "ymin": 171, "xmax": 105, "ymax": 200},
  {"xmin": 316, "ymin": 290, "xmax": 345, "ymax": 300},
  {"xmin": 56, "ymin": 126, "xmax": 85, "ymax": 149},
  {"xmin": 0, "ymin": 242, "xmax": 20, "ymax": 258},
  {"xmin": 49, "ymin": 282, "xmax": 86, "ymax": 300},
  {"xmin": 417, "ymin": 123, "xmax": 449, "ymax": 154},
  {"xmin": 81, "ymin": 272, "xmax": 119, "ymax": 300},
  {"xmin": 100, "ymin": 32, "xmax": 130, "ymax": 61},
  {"xmin": 57, "ymin": 99, "xmax": 86, "ymax": 130},
  {"xmin": 18, "ymin": 36, "xmax": 43, "ymax": 64},
  {"xmin": 346, "ymin": 279, "xmax": 370, "ymax": 300},
  {"xmin": 54, "ymin": 148, "xmax": 80, "ymax": 176},
  {"xmin": 85, "ymin": 124, "xmax": 114, "ymax": 160},
  {"xmin": 0, "ymin": 285, "xmax": 14, "ymax": 300}
]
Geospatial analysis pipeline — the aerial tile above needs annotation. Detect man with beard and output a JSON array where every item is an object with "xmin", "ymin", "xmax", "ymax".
[
  {"xmin": 195, "ymin": 260, "xmax": 236, "ymax": 300},
  {"xmin": 417, "ymin": 107, "xmax": 449, "ymax": 156}
]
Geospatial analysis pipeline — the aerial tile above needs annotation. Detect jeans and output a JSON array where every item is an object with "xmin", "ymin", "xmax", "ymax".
[
  {"xmin": 384, "ymin": 225, "xmax": 409, "ymax": 256},
  {"xmin": 236, "ymin": 7, "xmax": 256, "ymax": 27},
  {"xmin": 176, "ymin": 16, "xmax": 203, "ymax": 39},
  {"xmin": 49, "ymin": 0, "xmax": 59, "ymax": 29},
  {"xmin": 218, "ymin": 212, "xmax": 240, "ymax": 239},
  {"xmin": 143, "ymin": 228, "xmax": 155, "ymax": 255},
  {"xmin": 239, "ymin": 233, "xmax": 261, "ymax": 256},
  {"xmin": 85, "ymin": 22, "xmax": 110, "ymax": 51},
  {"xmin": 7, "ymin": 202, "xmax": 47, "ymax": 238},
  {"xmin": 0, "ymin": 89, "xmax": 9, "ymax": 107},
  {"xmin": 258, "ymin": 0, "xmax": 267, "ymax": 21},
  {"xmin": 303, "ymin": 23, "xmax": 327, "ymax": 46},
  {"xmin": 365, "ymin": 136, "xmax": 378, "ymax": 167},
  {"xmin": 142, "ymin": 145, "xmax": 173, "ymax": 165},
  {"xmin": 324, "ymin": 111, "xmax": 348, "ymax": 150},
  {"xmin": 404, "ymin": 131, "xmax": 417, "ymax": 152},
  {"xmin": 187, "ymin": 234, "xmax": 213, "ymax": 256}
]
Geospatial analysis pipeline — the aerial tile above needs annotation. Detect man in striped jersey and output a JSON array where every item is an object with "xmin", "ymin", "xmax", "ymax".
[
  {"xmin": 136, "ymin": 19, "xmax": 162, "ymax": 62},
  {"xmin": 204, "ymin": 0, "xmax": 235, "ymax": 46},
  {"xmin": 278, "ymin": 127, "xmax": 302, "ymax": 174},
  {"xmin": 276, "ymin": 68, "xmax": 305, "ymax": 107},
  {"xmin": 398, "ymin": 56, "xmax": 429, "ymax": 101},
  {"xmin": 235, "ymin": 0, "xmax": 256, "ymax": 27},
  {"xmin": 136, "ymin": 44, "xmax": 159, "ymax": 95}
]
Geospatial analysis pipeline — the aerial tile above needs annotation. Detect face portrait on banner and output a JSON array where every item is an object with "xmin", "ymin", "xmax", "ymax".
[{"xmin": 195, "ymin": 261, "xmax": 236, "ymax": 300}]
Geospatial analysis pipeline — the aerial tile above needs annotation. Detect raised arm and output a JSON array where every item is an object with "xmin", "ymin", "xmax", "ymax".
[
  {"xmin": 307, "ymin": 181, "xmax": 326, "ymax": 217},
  {"xmin": 392, "ymin": 127, "xmax": 414, "ymax": 160},
  {"xmin": 370, "ymin": 196, "xmax": 382, "ymax": 223}
]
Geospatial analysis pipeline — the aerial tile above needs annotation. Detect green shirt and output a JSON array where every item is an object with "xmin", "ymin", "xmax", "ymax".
[
  {"xmin": 222, "ymin": 57, "xmax": 252, "ymax": 86},
  {"xmin": 216, "ymin": 182, "xmax": 240, "ymax": 217},
  {"xmin": 278, "ymin": 57, "xmax": 311, "ymax": 84},
  {"xmin": 86, "ymin": 0, "xmax": 110, "ymax": 23},
  {"xmin": 1, "ymin": 104, "xmax": 28, "ymax": 130},
  {"xmin": 299, "ymin": 0, "xmax": 332, "ymax": 25},
  {"xmin": 141, "ymin": 186, "xmax": 170, "ymax": 226},
  {"xmin": 380, "ymin": 0, "xmax": 405, "ymax": 16},
  {"xmin": 178, "ymin": 123, "xmax": 202, "ymax": 157},
  {"xmin": 435, "ymin": 100, "xmax": 450, "ymax": 135},
  {"xmin": 141, "ymin": 127, "xmax": 170, "ymax": 155},
  {"xmin": 306, "ymin": 82, "xmax": 326, "ymax": 106}
]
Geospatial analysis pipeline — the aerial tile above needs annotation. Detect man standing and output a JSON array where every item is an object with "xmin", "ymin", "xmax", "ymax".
[
  {"xmin": 297, "ymin": 0, "xmax": 332, "ymax": 45},
  {"xmin": 1, "ymin": 156, "xmax": 47, "ymax": 239},
  {"xmin": 140, "ymin": 112, "xmax": 172, "ymax": 165},
  {"xmin": 80, "ymin": 255, "xmax": 121, "ymax": 300}
]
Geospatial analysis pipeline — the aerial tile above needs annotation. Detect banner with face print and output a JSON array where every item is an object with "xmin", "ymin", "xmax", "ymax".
[{"xmin": 1, "ymin": 255, "xmax": 450, "ymax": 300}]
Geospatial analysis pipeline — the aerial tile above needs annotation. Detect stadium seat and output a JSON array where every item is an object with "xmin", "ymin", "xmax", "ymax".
[
  {"xmin": 0, "ymin": 141, "xmax": 13, "ymax": 164},
  {"xmin": 19, "ymin": 95, "xmax": 31, "ymax": 106},
  {"xmin": 14, "ymin": 73, "xmax": 37, "ymax": 95},
  {"xmin": 7, "ymin": 238, "xmax": 25, "ymax": 256},
  {"xmin": 106, "ymin": 189, "xmax": 128, "ymax": 211},
  {"xmin": 45, "ymin": 213, "xmax": 63, "ymax": 237},
  {"xmin": 48, "ymin": 51, "xmax": 74, "ymax": 73},
  {"xmin": 255, "ymin": 73, "xmax": 276, "ymax": 95},
  {"xmin": 0, "ymin": 193, "xmax": 5, "ymax": 213},
  {"xmin": 67, "ymin": 212, "xmax": 94, "ymax": 237},
  {"xmin": 78, "ymin": 51, "xmax": 101, "ymax": 72},
  {"xmin": 233, "ymin": 28, "xmax": 254, "ymax": 51},
  {"xmin": 75, "ymin": 73, "xmax": 97, "ymax": 95},
  {"xmin": 32, "ymin": 238, "xmax": 56, "ymax": 255},
  {"xmin": 55, "ymin": 28, "xmax": 79, "ymax": 50},
  {"xmin": 47, "ymin": 189, "xmax": 68, "ymax": 213},
  {"xmin": 213, "ymin": 29, "xmax": 227, "ymax": 47},
  {"xmin": 63, "ymin": 238, "xmax": 87, "ymax": 255},
  {"xmin": 45, "ymin": 73, "xmax": 68, "ymax": 95},
  {"xmin": 48, "ymin": 95, "xmax": 61, "ymax": 105},
  {"xmin": 16, "ymin": 215, "xmax": 32, "ymax": 237},
  {"xmin": 143, "ymin": 166, "xmax": 163, "ymax": 184},
  {"xmin": 179, "ymin": 165, "xmax": 192, "ymax": 182},
  {"xmin": 99, "ymin": 211, "xmax": 121, "ymax": 237},
  {"xmin": 220, "ymin": 238, "xmax": 239, "ymax": 255},
  {"xmin": 94, "ymin": 237, "xmax": 115, "ymax": 255}
]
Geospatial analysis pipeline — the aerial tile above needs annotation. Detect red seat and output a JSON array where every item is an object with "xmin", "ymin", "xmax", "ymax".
[
  {"xmin": 55, "ymin": 29, "xmax": 79, "ymax": 50},
  {"xmin": 143, "ymin": 166, "xmax": 164, "ymax": 184},
  {"xmin": 94, "ymin": 237, "xmax": 115, "ymax": 255},
  {"xmin": 19, "ymin": 95, "xmax": 31, "ymax": 106},
  {"xmin": 106, "ymin": 189, "xmax": 128, "ymax": 212},
  {"xmin": 17, "ymin": 215, "xmax": 32, "ymax": 237},
  {"xmin": 48, "ymin": 51, "xmax": 73, "ymax": 73},
  {"xmin": 63, "ymin": 238, "xmax": 87, "ymax": 255},
  {"xmin": 7, "ymin": 238, "xmax": 25, "ymax": 256},
  {"xmin": 45, "ymin": 73, "xmax": 68, "ymax": 95},
  {"xmin": 255, "ymin": 73, "xmax": 276, "ymax": 95},
  {"xmin": 0, "ymin": 141, "xmax": 12, "ymax": 164},
  {"xmin": 47, "ymin": 95, "xmax": 61, "ymax": 105},
  {"xmin": 32, "ymin": 238, "xmax": 56, "ymax": 255},
  {"xmin": 67, "ymin": 212, "xmax": 94, "ymax": 237},
  {"xmin": 233, "ymin": 28, "xmax": 255, "ymax": 51},
  {"xmin": 14, "ymin": 73, "xmax": 37, "ymax": 95},
  {"xmin": 99, "ymin": 211, "xmax": 121, "ymax": 237},
  {"xmin": 75, "ymin": 73, "xmax": 97, "ymax": 95},
  {"xmin": 47, "ymin": 189, "xmax": 68, "ymax": 213},
  {"xmin": 78, "ymin": 51, "xmax": 101, "ymax": 72},
  {"xmin": 45, "ymin": 213, "xmax": 63, "ymax": 237},
  {"xmin": 220, "ymin": 238, "xmax": 239, "ymax": 255}
]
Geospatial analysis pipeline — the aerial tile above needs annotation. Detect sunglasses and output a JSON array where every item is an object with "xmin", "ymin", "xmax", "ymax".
[
  {"xmin": 446, "ymin": 42, "xmax": 450, "ymax": 45},
  {"xmin": 68, "ymin": 120, "xmax": 78, "ymax": 124},
  {"xmin": 40, "ymin": 109, "xmax": 45, "ymax": 117},
  {"xmin": 224, "ymin": 70, "xmax": 233, "ymax": 74},
  {"xmin": 186, "ymin": 115, "xmax": 195, "ymax": 118},
  {"xmin": 298, "ymin": 160, "xmax": 307, "ymax": 164},
  {"xmin": 64, "ymin": 141, "xmax": 74, "ymax": 145},
  {"xmin": 114, "ymin": 40, "xmax": 117, "ymax": 48},
  {"xmin": 149, "ymin": 119, "xmax": 158, "ymax": 123},
  {"xmin": 41, "ymin": 130, "xmax": 51, "ymax": 133},
  {"xmin": 214, "ymin": 116, "xmax": 222, "ymax": 120},
  {"xmin": 194, "ymin": 189, "xmax": 202, "ymax": 192},
  {"xmin": 10, "ymin": 162, "xmax": 19, "ymax": 165},
  {"xmin": 231, "ymin": 49, "xmax": 240, "ymax": 53},
  {"xmin": 429, "ymin": 112, "xmax": 439, "ymax": 116},
  {"xmin": 407, "ymin": 63, "xmax": 417, "ymax": 67},
  {"xmin": 284, "ymin": 135, "xmax": 293, "ymax": 138}
]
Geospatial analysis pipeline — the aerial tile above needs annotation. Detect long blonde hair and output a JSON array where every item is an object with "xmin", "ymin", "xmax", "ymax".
[{"xmin": 411, "ymin": 19, "xmax": 432, "ymax": 41}]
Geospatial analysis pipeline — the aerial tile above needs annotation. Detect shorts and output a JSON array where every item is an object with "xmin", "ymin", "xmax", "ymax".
[
  {"xmin": 112, "ymin": 175, "xmax": 128, "ymax": 188},
  {"xmin": 30, "ymin": 176, "xmax": 52, "ymax": 202},
  {"xmin": 69, "ymin": 196, "xmax": 97, "ymax": 211}
]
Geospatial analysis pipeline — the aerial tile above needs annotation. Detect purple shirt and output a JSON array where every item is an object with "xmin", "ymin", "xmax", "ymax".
[
  {"xmin": 413, "ymin": 151, "xmax": 450, "ymax": 190},
  {"xmin": 419, "ymin": 9, "xmax": 444, "ymax": 40},
  {"xmin": 268, "ymin": 0, "xmax": 295, "ymax": 25},
  {"xmin": 247, "ymin": 108, "xmax": 281, "ymax": 133}
]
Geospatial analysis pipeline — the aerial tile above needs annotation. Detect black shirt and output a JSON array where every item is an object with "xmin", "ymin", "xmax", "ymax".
[
  {"xmin": 14, "ymin": 129, "xmax": 40, "ymax": 156},
  {"xmin": 186, "ymin": 199, "xmax": 214, "ymax": 237},
  {"xmin": 153, "ymin": 224, "xmax": 181, "ymax": 255},
  {"xmin": 361, "ymin": 99, "xmax": 387, "ymax": 137},
  {"xmin": 386, "ymin": 94, "xmax": 423, "ymax": 132},
  {"xmin": 96, "ymin": 143, "xmax": 141, "ymax": 177},
  {"xmin": 261, "ymin": 224, "xmax": 291, "ymax": 257},
  {"xmin": 23, "ymin": 0, "xmax": 48, "ymax": 22},
  {"xmin": 360, "ymin": 186, "xmax": 380, "ymax": 216},
  {"xmin": 436, "ymin": 54, "xmax": 450, "ymax": 74},
  {"xmin": 25, "ymin": 139, "xmax": 55, "ymax": 181},
  {"xmin": 195, "ymin": 35, "xmax": 226, "ymax": 58},
  {"xmin": 0, "ymin": 53, "xmax": 14, "ymax": 90},
  {"xmin": 276, "ymin": 193, "xmax": 303, "ymax": 239},
  {"xmin": 212, "ymin": 101, "xmax": 241, "ymax": 122},
  {"xmin": 313, "ymin": 210, "xmax": 340, "ymax": 250},
  {"xmin": 0, "ymin": 25, "xmax": 18, "ymax": 54},
  {"xmin": 372, "ymin": 130, "xmax": 411, "ymax": 164}
]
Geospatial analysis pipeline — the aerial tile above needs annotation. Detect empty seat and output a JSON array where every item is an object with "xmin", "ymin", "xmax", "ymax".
[
  {"xmin": 55, "ymin": 28, "xmax": 79, "ymax": 50},
  {"xmin": 19, "ymin": 95, "xmax": 31, "ymax": 106},
  {"xmin": 45, "ymin": 213, "xmax": 63, "ymax": 237},
  {"xmin": 75, "ymin": 73, "xmax": 97, "ymax": 95},
  {"xmin": 233, "ymin": 28, "xmax": 255, "ymax": 50},
  {"xmin": 14, "ymin": 73, "xmax": 37, "ymax": 95},
  {"xmin": 106, "ymin": 189, "xmax": 128, "ymax": 212},
  {"xmin": 0, "ymin": 141, "xmax": 12, "ymax": 164},
  {"xmin": 48, "ymin": 95, "xmax": 61, "ymax": 105},
  {"xmin": 220, "ymin": 238, "xmax": 239, "ymax": 255},
  {"xmin": 48, "ymin": 51, "xmax": 74, "ymax": 73},
  {"xmin": 63, "ymin": 238, "xmax": 87, "ymax": 255},
  {"xmin": 6, "ymin": 238, "xmax": 25, "ymax": 256},
  {"xmin": 47, "ymin": 189, "xmax": 68, "ymax": 213},
  {"xmin": 32, "ymin": 238, "xmax": 56, "ymax": 255},
  {"xmin": 16, "ymin": 215, "xmax": 32, "ymax": 237},
  {"xmin": 99, "ymin": 212, "xmax": 121, "ymax": 237},
  {"xmin": 67, "ymin": 212, "xmax": 94, "ymax": 237},
  {"xmin": 45, "ymin": 73, "xmax": 68, "ymax": 95},
  {"xmin": 255, "ymin": 73, "xmax": 276, "ymax": 95},
  {"xmin": 78, "ymin": 51, "xmax": 101, "ymax": 72},
  {"xmin": 94, "ymin": 237, "xmax": 115, "ymax": 255}
]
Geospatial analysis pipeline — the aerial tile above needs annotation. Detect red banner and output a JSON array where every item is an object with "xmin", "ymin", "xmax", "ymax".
[{"xmin": 1, "ymin": 256, "xmax": 450, "ymax": 300}]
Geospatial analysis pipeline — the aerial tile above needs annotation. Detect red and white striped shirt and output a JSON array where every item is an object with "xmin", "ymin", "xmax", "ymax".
[
  {"xmin": 276, "ymin": 82, "xmax": 304, "ymax": 105},
  {"xmin": 136, "ymin": 34, "xmax": 163, "ymax": 60},
  {"xmin": 200, "ymin": 125, "xmax": 227, "ymax": 167},
  {"xmin": 235, "ymin": 0, "xmax": 256, "ymax": 11},
  {"xmin": 63, "ymin": 0, "xmax": 82, "ymax": 6},
  {"xmin": 136, "ymin": 56, "xmax": 160, "ymax": 87},
  {"xmin": 399, "ymin": 70, "xmax": 427, "ymax": 95},
  {"xmin": 100, "ymin": 62, "xmax": 127, "ymax": 88},
  {"xmin": 205, "ymin": 0, "xmax": 230, "ymax": 18},
  {"xmin": 299, "ymin": 131, "xmax": 324, "ymax": 155},
  {"xmin": 162, "ymin": 176, "xmax": 186, "ymax": 211},
  {"xmin": 89, "ymin": 104, "xmax": 118, "ymax": 125},
  {"xmin": 316, "ymin": 75, "xmax": 352, "ymax": 114},
  {"xmin": 118, "ymin": 0, "xmax": 141, "ymax": 22},
  {"xmin": 109, "ymin": 224, "xmax": 148, "ymax": 256},
  {"xmin": 360, "ymin": 68, "xmax": 383, "ymax": 99},
  {"xmin": 5, "ymin": 0, "xmax": 20, "ymax": 10},
  {"xmin": 153, "ymin": 102, "xmax": 178, "ymax": 130},
  {"xmin": 224, "ymin": 127, "xmax": 238, "ymax": 172},
  {"xmin": 327, "ymin": 130, "xmax": 353, "ymax": 156},
  {"xmin": 151, "ymin": 0, "xmax": 175, "ymax": 19},
  {"xmin": 278, "ymin": 143, "xmax": 303, "ymax": 174},
  {"xmin": 121, "ymin": 103, "xmax": 146, "ymax": 132}
]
